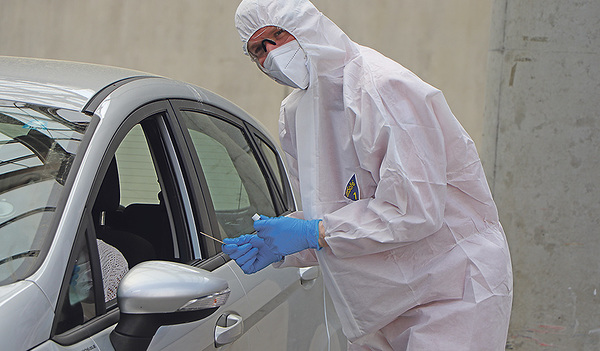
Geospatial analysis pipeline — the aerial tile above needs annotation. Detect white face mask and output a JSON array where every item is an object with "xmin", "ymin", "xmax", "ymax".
[{"xmin": 260, "ymin": 40, "xmax": 310, "ymax": 89}]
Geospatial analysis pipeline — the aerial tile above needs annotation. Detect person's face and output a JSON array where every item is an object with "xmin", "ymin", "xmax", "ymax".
[{"xmin": 247, "ymin": 26, "xmax": 296, "ymax": 67}]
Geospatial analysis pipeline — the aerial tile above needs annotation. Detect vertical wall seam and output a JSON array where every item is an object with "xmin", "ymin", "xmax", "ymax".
[{"xmin": 490, "ymin": 0, "xmax": 510, "ymax": 194}]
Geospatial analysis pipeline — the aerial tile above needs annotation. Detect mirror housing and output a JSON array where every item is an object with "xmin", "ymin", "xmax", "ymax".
[{"xmin": 110, "ymin": 261, "xmax": 229, "ymax": 351}]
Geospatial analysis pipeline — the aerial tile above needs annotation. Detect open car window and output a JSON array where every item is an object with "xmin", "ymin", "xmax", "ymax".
[{"xmin": 54, "ymin": 103, "xmax": 198, "ymax": 342}]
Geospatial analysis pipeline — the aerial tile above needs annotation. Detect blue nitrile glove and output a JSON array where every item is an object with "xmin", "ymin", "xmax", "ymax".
[
  {"xmin": 222, "ymin": 235, "xmax": 256, "ymax": 267},
  {"xmin": 253, "ymin": 216, "xmax": 321, "ymax": 256},
  {"xmin": 222, "ymin": 234, "xmax": 282, "ymax": 274}
]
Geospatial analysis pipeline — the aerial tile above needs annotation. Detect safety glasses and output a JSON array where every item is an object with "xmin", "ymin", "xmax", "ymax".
[{"xmin": 247, "ymin": 26, "xmax": 295, "ymax": 65}]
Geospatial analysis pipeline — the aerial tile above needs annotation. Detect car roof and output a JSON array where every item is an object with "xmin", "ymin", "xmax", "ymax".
[
  {"xmin": 0, "ymin": 55, "xmax": 273, "ymax": 144},
  {"xmin": 0, "ymin": 56, "xmax": 154, "ymax": 111}
]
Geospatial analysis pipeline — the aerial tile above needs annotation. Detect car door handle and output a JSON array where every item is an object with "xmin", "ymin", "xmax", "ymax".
[
  {"xmin": 214, "ymin": 313, "xmax": 244, "ymax": 347},
  {"xmin": 299, "ymin": 266, "xmax": 320, "ymax": 283}
]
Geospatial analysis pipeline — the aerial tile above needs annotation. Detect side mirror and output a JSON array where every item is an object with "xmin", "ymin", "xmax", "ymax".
[{"xmin": 110, "ymin": 261, "xmax": 230, "ymax": 351}]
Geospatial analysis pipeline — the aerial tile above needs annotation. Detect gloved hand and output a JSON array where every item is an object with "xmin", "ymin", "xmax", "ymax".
[
  {"xmin": 222, "ymin": 235, "xmax": 256, "ymax": 265},
  {"xmin": 253, "ymin": 216, "xmax": 321, "ymax": 256},
  {"xmin": 222, "ymin": 234, "xmax": 282, "ymax": 274}
]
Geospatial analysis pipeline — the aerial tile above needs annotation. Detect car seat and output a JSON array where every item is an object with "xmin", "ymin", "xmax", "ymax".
[
  {"xmin": 92, "ymin": 158, "xmax": 156, "ymax": 268},
  {"xmin": 122, "ymin": 192, "xmax": 174, "ymax": 260}
]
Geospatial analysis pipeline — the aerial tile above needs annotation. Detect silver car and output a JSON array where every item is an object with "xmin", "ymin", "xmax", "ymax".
[{"xmin": 0, "ymin": 56, "xmax": 345, "ymax": 350}]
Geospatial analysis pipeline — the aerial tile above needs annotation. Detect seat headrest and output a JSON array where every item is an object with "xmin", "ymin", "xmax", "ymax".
[{"xmin": 93, "ymin": 158, "xmax": 120, "ymax": 213}]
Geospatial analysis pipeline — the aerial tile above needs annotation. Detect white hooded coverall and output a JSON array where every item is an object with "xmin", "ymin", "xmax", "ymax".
[{"xmin": 235, "ymin": 1, "xmax": 513, "ymax": 350}]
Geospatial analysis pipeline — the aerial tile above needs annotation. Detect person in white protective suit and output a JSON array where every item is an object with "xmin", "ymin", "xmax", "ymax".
[{"xmin": 222, "ymin": 0, "xmax": 513, "ymax": 349}]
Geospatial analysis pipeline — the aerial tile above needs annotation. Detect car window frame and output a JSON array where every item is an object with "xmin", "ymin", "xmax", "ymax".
[
  {"xmin": 168, "ymin": 100, "xmax": 230, "ymax": 260},
  {"xmin": 140, "ymin": 113, "xmax": 198, "ymax": 260},
  {"xmin": 51, "ymin": 100, "xmax": 209, "ymax": 344},
  {"xmin": 169, "ymin": 99, "xmax": 295, "ymax": 262},
  {"xmin": 177, "ymin": 108, "xmax": 276, "ymax": 239},
  {"xmin": 99, "ymin": 100, "xmax": 198, "ymax": 262}
]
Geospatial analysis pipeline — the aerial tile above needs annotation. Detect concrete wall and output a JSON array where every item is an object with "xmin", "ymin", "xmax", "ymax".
[
  {"xmin": 483, "ymin": 0, "xmax": 600, "ymax": 349},
  {"xmin": 4, "ymin": 2, "xmax": 599, "ymax": 349},
  {"xmin": 0, "ymin": 0, "xmax": 491, "ymax": 149}
]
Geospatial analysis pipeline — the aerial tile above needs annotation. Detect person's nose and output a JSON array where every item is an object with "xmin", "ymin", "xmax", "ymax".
[
  {"xmin": 258, "ymin": 39, "xmax": 278, "ymax": 66},
  {"xmin": 263, "ymin": 39, "xmax": 277, "ymax": 52}
]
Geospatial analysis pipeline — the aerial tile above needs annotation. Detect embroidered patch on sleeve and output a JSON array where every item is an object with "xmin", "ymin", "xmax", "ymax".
[{"xmin": 344, "ymin": 174, "xmax": 360, "ymax": 201}]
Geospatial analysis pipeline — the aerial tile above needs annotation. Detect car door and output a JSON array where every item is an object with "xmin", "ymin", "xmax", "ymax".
[
  {"xmin": 39, "ymin": 101, "xmax": 252, "ymax": 351},
  {"xmin": 170, "ymin": 100, "xmax": 337, "ymax": 350}
]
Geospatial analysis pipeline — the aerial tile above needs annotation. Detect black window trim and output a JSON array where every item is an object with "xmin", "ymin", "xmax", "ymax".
[
  {"xmin": 166, "ymin": 100, "xmax": 218, "ymax": 259},
  {"xmin": 149, "ymin": 115, "xmax": 201, "ymax": 259}
]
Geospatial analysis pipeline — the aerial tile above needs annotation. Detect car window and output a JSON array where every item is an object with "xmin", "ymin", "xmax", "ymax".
[
  {"xmin": 55, "ymin": 107, "xmax": 195, "ymax": 339},
  {"xmin": 255, "ymin": 135, "xmax": 290, "ymax": 208},
  {"xmin": 180, "ymin": 110, "xmax": 276, "ymax": 239},
  {"xmin": 115, "ymin": 124, "xmax": 162, "ymax": 207},
  {"xmin": 55, "ymin": 233, "xmax": 98, "ymax": 334},
  {"xmin": 93, "ymin": 117, "xmax": 184, "ymax": 268},
  {"xmin": 0, "ymin": 102, "xmax": 91, "ymax": 286}
]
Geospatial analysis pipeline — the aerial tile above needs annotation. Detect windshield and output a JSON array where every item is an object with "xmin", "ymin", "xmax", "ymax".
[{"xmin": 0, "ymin": 100, "xmax": 90, "ymax": 285}]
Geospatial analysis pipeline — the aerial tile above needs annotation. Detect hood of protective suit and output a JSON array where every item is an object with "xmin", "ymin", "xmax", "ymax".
[
  {"xmin": 235, "ymin": 0, "xmax": 362, "ymax": 220},
  {"xmin": 235, "ymin": 0, "xmax": 359, "ymax": 71},
  {"xmin": 236, "ymin": 0, "xmax": 512, "ymax": 347}
]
